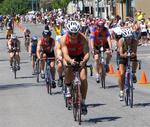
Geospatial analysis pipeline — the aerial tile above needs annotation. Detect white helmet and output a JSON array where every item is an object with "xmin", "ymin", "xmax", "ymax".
[
  {"xmin": 121, "ymin": 28, "xmax": 133, "ymax": 38},
  {"xmin": 66, "ymin": 21, "xmax": 80, "ymax": 33}
]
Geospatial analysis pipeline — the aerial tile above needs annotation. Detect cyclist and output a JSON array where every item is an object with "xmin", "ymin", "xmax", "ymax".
[
  {"xmin": 55, "ymin": 34, "xmax": 64, "ymax": 87},
  {"xmin": 24, "ymin": 28, "xmax": 31, "ymax": 50},
  {"xmin": 36, "ymin": 30, "xmax": 56, "ymax": 88},
  {"xmin": 55, "ymin": 21, "xmax": 67, "ymax": 87},
  {"xmin": 6, "ymin": 18, "xmax": 14, "ymax": 39},
  {"xmin": 90, "ymin": 19, "xmax": 113, "ymax": 83},
  {"xmin": 60, "ymin": 21, "xmax": 90, "ymax": 115},
  {"xmin": 8, "ymin": 34, "xmax": 21, "ymax": 71},
  {"xmin": 117, "ymin": 28, "xmax": 138, "ymax": 101},
  {"xmin": 29, "ymin": 35, "xmax": 38, "ymax": 75}
]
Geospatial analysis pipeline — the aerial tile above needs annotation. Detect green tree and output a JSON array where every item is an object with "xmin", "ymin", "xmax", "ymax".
[
  {"xmin": 51, "ymin": 0, "xmax": 71, "ymax": 9},
  {"xmin": 0, "ymin": 0, "xmax": 35, "ymax": 15}
]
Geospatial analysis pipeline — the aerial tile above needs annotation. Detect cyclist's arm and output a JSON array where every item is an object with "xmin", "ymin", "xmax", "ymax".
[
  {"xmin": 60, "ymin": 35, "xmax": 72, "ymax": 64},
  {"xmin": 28, "ymin": 42, "xmax": 32, "ymax": 55},
  {"xmin": 118, "ymin": 38, "xmax": 126, "ymax": 58},
  {"xmin": 82, "ymin": 36, "xmax": 90, "ymax": 63},
  {"xmin": 106, "ymin": 31, "xmax": 112, "ymax": 50},
  {"xmin": 36, "ymin": 40, "xmax": 42, "ymax": 59},
  {"xmin": 89, "ymin": 32, "xmax": 95, "ymax": 51},
  {"xmin": 8, "ymin": 40, "xmax": 12, "ymax": 50}
]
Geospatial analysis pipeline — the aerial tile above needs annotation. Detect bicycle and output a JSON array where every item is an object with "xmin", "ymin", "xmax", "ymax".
[
  {"xmin": 25, "ymin": 36, "xmax": 30, "ymax": 52},
  {"xmin": 65, "ymin": 63, "xmax": 93, "ymax": 125},
  {"xmin": 11, "ymin": 47, "xmax": 18, "ymax": 79},
  {"xmin": 40, "ymin": 57, "xmax": 55, "ymax": 95},
  {"xmin": 94, "ymin": 46, "xmax": 107, "ymax": 89},
  {"xmin": 124, "ymin": 47, "xmax": 141, "ymax": 108}
]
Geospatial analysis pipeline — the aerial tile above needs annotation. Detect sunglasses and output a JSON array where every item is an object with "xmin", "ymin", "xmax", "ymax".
[{"xmin": 69, "ymin": 32, "xmax": 78, "ymax": 36}]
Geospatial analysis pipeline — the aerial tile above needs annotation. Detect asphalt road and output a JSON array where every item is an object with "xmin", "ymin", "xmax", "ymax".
[{"xmin": 0, "ymin": 23, "xmax": 150, "ymax": 127}]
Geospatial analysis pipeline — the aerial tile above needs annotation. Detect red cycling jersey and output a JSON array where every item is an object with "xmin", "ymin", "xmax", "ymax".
[
  {"xmin": 91, "ymin": 27, "xmax": 110, "ymax": 47},
  {"xmin": 41, "ymin": 37, "xmax": 54, "ymax": 53},
  {"xmin": 65, "ymin": 33, "xmax": 83, "ymax": 56}
]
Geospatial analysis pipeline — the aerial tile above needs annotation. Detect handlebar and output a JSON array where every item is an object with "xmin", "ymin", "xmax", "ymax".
[{"xmin": 65, "ymin": 63, "xmax": 93, "ymax": 76}]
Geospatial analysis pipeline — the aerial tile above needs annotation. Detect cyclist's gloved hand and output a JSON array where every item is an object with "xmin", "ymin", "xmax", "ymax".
[
  {"xmin": 131, "ymin": 52, "xmax": 136, "ymax": 58},
  {"xmin": 80, "ymin": 60, "xmax": 86, "ymax": 67},
  {"xmin": 70, "ymin": 59, "xmax": 78, "ymax": 66}
]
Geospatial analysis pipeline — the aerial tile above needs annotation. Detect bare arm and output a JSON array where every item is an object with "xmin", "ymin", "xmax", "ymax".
[
  {"xmin": 118, "ymin": 38, "xmax": 126, "ymax": 58},
  {"xmin": 36, "ymin": 40, "xmax": 42, "ymax": 59},
  {"xmin": 60, "ymin": 35, "xmax": 72, "ymax": 64},
  {"xmin": 82, "ymin": 36, "xmax": 90, "ymax": 63}
]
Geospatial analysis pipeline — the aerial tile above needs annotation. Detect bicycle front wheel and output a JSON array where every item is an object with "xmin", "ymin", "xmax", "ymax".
[
  {"xmin": 100, "ymin": 64, "xmax": 106, "ymax": 89},
  {"xmin": 129, "ymin": 74, "xmax": 133, "ymax": 108},
  {"xmin": 13, "ymin": 60, "xmax": 17, "ymax": 79}
]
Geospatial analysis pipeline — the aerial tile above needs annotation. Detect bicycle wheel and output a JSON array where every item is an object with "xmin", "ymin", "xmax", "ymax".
[
  {"xmin": 129, "ymin": 74, "xmax": 133, "ymax": 108},
  {"xmin": 77, "ymin": 84, "xmax": 82, "ymax": 125},
  {"xmin": 124, "ymin": 89, "xmax": 129, "ymax": 106},
  {"xmin": 36, "ymin": 60, "xmax": 40, "ymax": 83},
  {"xmin": 13, "ymin": 60, "xmax": 17, "ymax": 79},
  {"xmin": 100, "ymin": 64, "xmax": 106, "ymax": 89},
  {"xmin": 49, "ymin": 82, "xmax": 52, "ymax": 95},
  {"xmin": 72, "ymin": 85, "xmax": 78, "ymax": 121},
  {"xmin": 124, "ymin": 73, "xmax": 129, "ymax": 106}
]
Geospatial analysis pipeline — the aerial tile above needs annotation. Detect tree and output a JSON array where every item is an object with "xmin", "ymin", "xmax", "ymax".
[
  {"xmin": 0, "ymin": 0, "xmax": 35, "ymax": 15},
  {"xmin": 51, "ymin": 0, "xmax": 71, "ymax": 9}
]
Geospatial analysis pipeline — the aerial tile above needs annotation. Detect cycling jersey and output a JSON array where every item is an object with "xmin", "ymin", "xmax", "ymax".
[
  {"xmin": 41, "ymin": 37, "xmax": 54, "ymax": 55},
  {"xmin": 90, "ymin": 27, "xmax": 110, "ymax": 47},
  {"xmin": 65, "ymin": 33, "xmax": 83, "ymax": 57},
  {"xmin": 31, "ymin": 42, "xmax": 37, "ymax": 54}
]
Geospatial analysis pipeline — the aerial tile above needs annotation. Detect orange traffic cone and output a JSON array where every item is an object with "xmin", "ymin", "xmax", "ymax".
[
  {"xmin": 108, "ymin": 64, "xmax": 115, "ymax": 74},
  {"xmin": 138, "ymin": 71, "xmax": 149, "ymax": 84}
]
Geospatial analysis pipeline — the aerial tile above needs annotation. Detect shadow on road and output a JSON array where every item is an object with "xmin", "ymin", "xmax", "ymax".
[
  {"xmin": 0, "ymin": 83, "xmax": 42, "ymax": 90},
  {"xmin": 83, "ymin": 116, "xmax": 121, "ymax": 124},
  {"xmin": 87, "ymin": 103, "xmax": 105, "ymax": 108},
  {"xmin": 134, "ymin": 102, "xmax": 150, "ymax": 107},
  {"xmin": 16, "ymin": 76, "xmax": 34, "ymax": 79},
  {"xmin": 0, "ymin": 59, "xmax": 9, "ymax": 62},
  {"xmin": 106, "ymin": 84, "xmax": 118, "ymax": 89}
]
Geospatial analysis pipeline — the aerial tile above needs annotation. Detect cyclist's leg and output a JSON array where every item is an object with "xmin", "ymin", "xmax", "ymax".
[
  {"xmin": 80, "ymin": 67, "xmax": 88, "ymax": 114},
  {"xmin": 40, "ymin": 53, "xmax": 46, "ymax": 78},
  {"xmin": 131, "ymin": 56, "xmax": 138, "ymax": 83},
  {"xmin": 15, "ymin": 52, "xmax": 20, "ymax": 70},
  {"xmin": 56, "ymin": 48, "xmax": 63, "ymax": 86},
  {"xmin": 118, "ymin": 58, "xmax": 126, "ymax": 100},
  {"xmin": 9, "ymin": 52, "xmax": 14, "ymax": 69},
  {"xmin": 94, "ymin": 53, "xmax": 100, "ymax": 82}
]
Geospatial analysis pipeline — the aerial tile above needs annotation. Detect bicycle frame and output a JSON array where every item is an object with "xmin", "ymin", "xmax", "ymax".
[
  {"xmin": 99, "ymin": 46, "xmax": 106, "ymax": 88},
  {"xmin": 43, "ymin": 58, "xmax": 55, "ymax": 94},
  {"xmin": 72, "ymin": 65, "xmax": 82, "ymax": 125}
]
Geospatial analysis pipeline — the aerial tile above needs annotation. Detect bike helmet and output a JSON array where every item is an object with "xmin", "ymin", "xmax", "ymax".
[
  {"xmin": 11, "ymin": 34, "xmax": 17, "ymax": 40},
  {"xmin": 66, "ymin": 21, "xmax": 80, "ymax": 33},
  {"xmin": 121, "ymin": 28, "xmax": 133, "ymax": 38},
  {"xmin": 96, "ymin": 19, "xmax": 105, "ymax": 27},
  {"xmin": 31, "ymin": 35, "xmax": 38, "ymax": 42},
  {"xmin": 42, "ymin": 30, "xmax": 51, "ymax": 37}
]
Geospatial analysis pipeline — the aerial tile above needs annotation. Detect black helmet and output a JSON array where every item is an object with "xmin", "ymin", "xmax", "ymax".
[{"xmin": 42, "ymin": 30, "xmax": 51, "ymax": 37}]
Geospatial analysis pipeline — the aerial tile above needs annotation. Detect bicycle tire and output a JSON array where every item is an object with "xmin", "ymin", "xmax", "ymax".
[
  {"xmin": 14, "ymin": 60, "xmax": 17, "ymax": 79},
  {"xmin": 124, "ymin": 72, "xmax": 130, "ymax": 106},
  {"xmin": 125, "ymin": 89, "xmax": 129, "ymax": 106},
  {"xmin": 49, "ymin": 83, "xmax": 52, "ymax": 95},
  {"xmin": 36, "ymin": 60, "xmax": 40, "ymax": 83},
  {"xmin": 100, "ymin": 64, "xmax": 106, "ymax": 89},
  {"xmin": 73, "ymin": 85, "xmax": 78, "ymax": 121},
  {"xmin": 77, "ymin": 84, "xmax": 82, "ymax": 125},
  {"xmin": 129, "ymin": 74, "xmax": 133, "ymax": 108}
]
